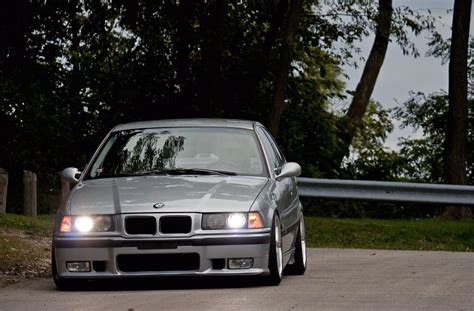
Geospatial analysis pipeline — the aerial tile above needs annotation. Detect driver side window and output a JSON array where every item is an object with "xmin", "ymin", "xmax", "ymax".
[{"xmin": 257, "ymin": 127, "xmax": 283, "ymax": 173}]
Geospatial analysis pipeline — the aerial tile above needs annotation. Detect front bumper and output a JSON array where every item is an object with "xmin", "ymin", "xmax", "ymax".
[{"xmin": 53, "ymin": 232, "xmax": 271, "ymax": 279}]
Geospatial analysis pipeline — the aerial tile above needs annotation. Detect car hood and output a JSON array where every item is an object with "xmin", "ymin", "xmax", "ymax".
[{"xmin": 68, "ymin": 175, "xmax": 268, "ymax": 215}]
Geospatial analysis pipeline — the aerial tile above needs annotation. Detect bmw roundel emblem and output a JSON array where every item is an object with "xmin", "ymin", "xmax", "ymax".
[{"xmin": 153, "ymin": 202, "xmax": 165, "ymax": 209}]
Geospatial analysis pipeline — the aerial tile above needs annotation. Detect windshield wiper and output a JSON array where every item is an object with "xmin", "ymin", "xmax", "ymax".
[
  {"xmin": 109, "ymin": 172, "xmax": 142, "ymax": 177},
  {"xmin": 91, "ymin": 172, "xmax": 143, "ymax": 179},
  {"xmin": 139, "ymin": 168, "xmax": 237, "ymax": 176}
]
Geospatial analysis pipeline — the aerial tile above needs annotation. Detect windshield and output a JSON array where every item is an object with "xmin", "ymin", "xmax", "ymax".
[{"xmin": 85, "ymin": 127, "xmax": 267, "ymax": 179}]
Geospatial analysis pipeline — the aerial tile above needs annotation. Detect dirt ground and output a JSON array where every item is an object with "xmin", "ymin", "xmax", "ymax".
[{"xmin": 0, "ymin": 228, "xmax": 51, "ymax": 287}]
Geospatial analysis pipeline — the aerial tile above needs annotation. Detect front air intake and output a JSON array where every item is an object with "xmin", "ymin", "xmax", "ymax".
[{"xmin": 117, "ymin": 253, "xmax": 200, "ymax": 272}]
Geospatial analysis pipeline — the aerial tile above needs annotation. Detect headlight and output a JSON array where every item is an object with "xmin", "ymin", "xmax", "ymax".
[
  {"xmin": 227, "ymin": 213, "xmax": 246, "ymax": 228},
  {"xmin": 203, "ymin": 214, "xmax": 227, "ymax": 229},
  {"xmin": 202, "ymin": 213, "xmax": 263, "ymax": 230},
  {"xmin": 59, "ymin": 215, "xmax": 114, "ymax": 233},
  {"xmin": 75, "ymin": 216, "xmax": 94, "ymax": 232},
  {"xmin": 94, "ymin": 216, "xmax": 113, "ymax": 232}
]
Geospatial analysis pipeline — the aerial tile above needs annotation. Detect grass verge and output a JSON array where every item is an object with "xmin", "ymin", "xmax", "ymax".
[
  {"xmin": 305, "ymin": 217, "xmax": 474, "ymax": 252},
  {"xmin": 0, "ymin": 214, "xmax": 54, "ymax": 287},
  {"xmin": 0, "ymin": 213, "xmax": 54, "ymax": 236}
]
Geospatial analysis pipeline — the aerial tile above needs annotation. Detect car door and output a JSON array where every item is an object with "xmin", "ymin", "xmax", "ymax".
[{"xmin": 256, "ymin": 127, "xmax": 295, "ymax": 253}]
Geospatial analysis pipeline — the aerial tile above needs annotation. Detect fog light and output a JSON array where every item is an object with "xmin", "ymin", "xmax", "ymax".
[
  {"xmin": 228, "ymin": 258, "xmax": 253, "ymax": 269},
  {"xmin": 66, "ymin": 261, "xmax": 91, "ymax": 272}
]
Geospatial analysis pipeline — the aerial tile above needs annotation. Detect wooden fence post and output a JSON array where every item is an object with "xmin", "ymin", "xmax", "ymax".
[
  {"xmin": 58, "ymin": 171, "xmax": 70, "ymax": 210},
  {"xmin": 0, "ymin": 168, "xmax": 8, "ymax": 213},
  {"xmin": 23, "ymin": 170, "xmax": 37, "ymax": 217}
]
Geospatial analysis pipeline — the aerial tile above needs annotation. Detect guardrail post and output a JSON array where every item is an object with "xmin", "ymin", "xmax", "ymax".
[
  {"xmin": 23, "ymin": 170, "xmax": 37, "ymax": 217},
  {"xmin": 57, "ymin": 171, "xmax": 70, "ymax": 210},
  {"xmin": 0, "ymin": 168, "xmax": 8, "ymax": 213}
]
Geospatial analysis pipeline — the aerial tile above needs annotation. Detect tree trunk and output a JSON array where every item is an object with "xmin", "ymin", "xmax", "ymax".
[
  {"xmin": 267, "ymin": 0, "xmax": 304, "ymax": 137},
  {"xmin": 443, "ymin": 0, "xmax": 472, "ymax": 219},
  {"xmin": 334, "ymin": 0, "xmax": 393, "ymax": 165}
]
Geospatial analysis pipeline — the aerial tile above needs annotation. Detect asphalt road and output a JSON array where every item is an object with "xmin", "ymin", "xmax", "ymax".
[{"xmin": 0, "ymin": 248, "xmax": 472, "ymax": 311}]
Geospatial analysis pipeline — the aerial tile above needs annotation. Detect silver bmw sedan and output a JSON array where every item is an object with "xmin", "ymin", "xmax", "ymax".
[{"xmin": 52, "ymin": 119, "xmax": 306, "ymax": 289}]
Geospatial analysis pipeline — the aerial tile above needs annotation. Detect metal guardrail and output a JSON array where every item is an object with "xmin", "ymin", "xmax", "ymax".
[{"xmin": 296, "ymin": 177, "xmax": 474, "ymax": 205}]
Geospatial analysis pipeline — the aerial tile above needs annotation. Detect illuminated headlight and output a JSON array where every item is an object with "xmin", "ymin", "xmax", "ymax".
[
  {"xmin": 227, "ymin": 213, "xmax": 246, "ymax": 228},
  {"xmin": 59, "ymin": 215, "xmax": 114, "ymax": 233},
  {"xmin": 75, "ymin": 216, "xmax": 94, "ymax": 232},
  {"xmin": 202, "ymin": 213, "xmax": 263, "ymax": 230}
]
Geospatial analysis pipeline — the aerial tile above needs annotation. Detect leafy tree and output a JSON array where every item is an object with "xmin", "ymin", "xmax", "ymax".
[
  {"xmin": 341, "ymin": 101, "xmax": 403, "ymax": 181},
  {"xmin": 328, "ymin": 1, "xmax": 439, "ymax": 168},
  {"xmin": 394, "ymin": 91, "xmax": 474, "ymax": 217},
  {"xmin": 339, "ymin": 0, "xmax": 393, "ymax": 161},
  {"xmin": 279, "ymin": 50, "xmax": 343, "ymax": 178},
  {"xmin": 394, "ymin": 92, "xmax": 449, "ymax": 183}
]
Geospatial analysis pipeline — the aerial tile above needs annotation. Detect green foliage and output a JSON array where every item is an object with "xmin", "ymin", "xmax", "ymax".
[
  {"xmin": 394, "ymin": 92, "xmax": 447, "ymax": 182},
  {"xmin": 340, "ymin": 101, "xmax": 404, "ymax": 181},
  {"xmin": 394, "ymin": 92, "xmax": 474, "ymax": 184},
  {"xmin": 279, "ymin": 49, "xmax": 343, "ymax": 178}
]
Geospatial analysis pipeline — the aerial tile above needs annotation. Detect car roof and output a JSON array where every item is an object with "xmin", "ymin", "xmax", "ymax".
[{"xmin": 111, "ymin": 119, "xmax": 261, "ymax": 132}]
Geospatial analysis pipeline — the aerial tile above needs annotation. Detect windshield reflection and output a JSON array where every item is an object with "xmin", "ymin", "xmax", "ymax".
[{"xmin": 86, "ymin": 127, "xmax": 266, "ymax": 179}]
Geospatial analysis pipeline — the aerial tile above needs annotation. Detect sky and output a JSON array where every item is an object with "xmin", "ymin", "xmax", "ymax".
[{"xmin": 340, "ymin": 0, "xmax": 473, "ymax": 150}]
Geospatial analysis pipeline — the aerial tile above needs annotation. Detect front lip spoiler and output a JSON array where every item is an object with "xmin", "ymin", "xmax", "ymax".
[{"xmin": 54, "ymin": 235, "xmax": 270, "ymax": 249}]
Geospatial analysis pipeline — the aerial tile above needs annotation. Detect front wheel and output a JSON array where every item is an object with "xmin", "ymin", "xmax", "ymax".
[
  {"xmin": 265, "ymin": 214, "xmax": 283, "ymax": 286},
  {"xmin": 285, "ymin": 216, "xmax": 307, "ymax": 275}
]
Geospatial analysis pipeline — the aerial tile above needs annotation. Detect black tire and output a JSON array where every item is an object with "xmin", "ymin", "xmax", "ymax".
[
  {"xmin": 52, "ymin": 249, "xmax": 84, "ymax": 291},
  {"xmin": 285, "ymin": 217, "xmax": 307, "ymax": 275},
  {"xmin": 265, "ymin": 214, "xmax": 283, "ymax": 286}
]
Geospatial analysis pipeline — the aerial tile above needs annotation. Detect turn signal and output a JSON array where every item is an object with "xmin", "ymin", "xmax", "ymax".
[
  {"xmin": 59, "ymin": 216, "xmax": 72, "ymax": 232},
  {"xmin": 248, "ymin": 212, "xmax": 263, "ymax": 229}
]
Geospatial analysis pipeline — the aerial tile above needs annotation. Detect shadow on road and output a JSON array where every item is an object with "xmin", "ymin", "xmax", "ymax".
[{"xmin": 54, "ymin": 275, "xmax": 272, "ymax": 292}]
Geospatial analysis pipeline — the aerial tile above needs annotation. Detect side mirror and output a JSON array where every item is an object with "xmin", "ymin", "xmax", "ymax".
[
  {"xmin": 62, "ymin": 167, "xmax": 82, "ymax": 183},
  {"xmin": 275, "ymin": 162, "xmax": 301, "ymax": 181}
]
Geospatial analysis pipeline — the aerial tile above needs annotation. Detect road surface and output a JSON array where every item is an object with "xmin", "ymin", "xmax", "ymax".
[{"xmin": 0, "ymin": 248, "xmax": 472, "ymax": 310}]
